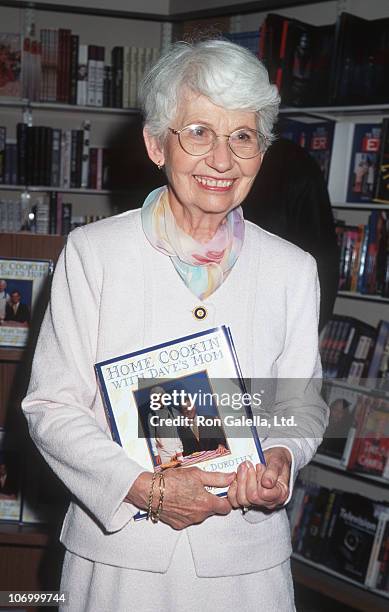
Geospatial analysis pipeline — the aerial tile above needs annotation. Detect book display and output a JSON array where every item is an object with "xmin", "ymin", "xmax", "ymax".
[{"xmin": 0, "ymin": 0, "xmax": 389, "ymax": 609}]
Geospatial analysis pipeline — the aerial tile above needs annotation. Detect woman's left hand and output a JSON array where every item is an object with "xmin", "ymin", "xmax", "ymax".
[{"xmin": 227, "ymin": 447, "xmax": 292, "ymax": 511}]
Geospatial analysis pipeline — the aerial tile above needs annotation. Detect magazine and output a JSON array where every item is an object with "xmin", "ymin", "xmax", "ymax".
[
  {"xmin": 0, "ymin": 257, "xmax": 53, "ymax": 348},
  {"xmin": 95, "ymin": 326, "xmax": 266, "ymax": 519}
]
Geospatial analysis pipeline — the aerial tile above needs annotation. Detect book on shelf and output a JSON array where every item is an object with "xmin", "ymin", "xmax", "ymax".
[
  {"xmin": 77, "ymin": 43, "xmax": 88, "ymax": 106},
  {"xmin": 289, "ymin": 481, "xmax": 389, "ymax": 590},
  {"xmin": 366, "ymin": 320, "xmax": 389, "ymax": 391},
  {"xmin": 0, "ymin": 428, "xmax": 22, "ymax": 522},
  {"xmin": 0, "ymin": 33, "xmax": 21, "ymax": 99},
  {"xmin": 278, "ymin": 114, "xmax": 335, "ymax": 183},
  {"xmin": 319, "ymin": 314, "xmax": 376, "ymax": 382},
  {"xmin": 330, "ymin": 13, "xmax": 389, "ymax": 106},
  {"xmin": 374, "ymin": 118, "xmax": 389, "ymax": 205},
  {"xmin": 328, "ymin": 122, "xmax": 382, "ymax": 205},
  {"xmin": 0, "ymin": 256, "xmax": 53, "ymax": 349},
  {"xmin": 346, "ymin": 396, "xmax": 389, "ymax": 480},
  {"xmin": 346, "ymin": 124, "xmax": 382, "ymax": 204},
  {"xmin": 335, "ymin": 212, "xmax": 389, "ymax": 298},
  {"xmin": 319, "ymin": 383, "xmax": 362, "ymax": 464},
  {"xmin": 95, "ymin": 325, "xmax": 265, "ymax": 520}
]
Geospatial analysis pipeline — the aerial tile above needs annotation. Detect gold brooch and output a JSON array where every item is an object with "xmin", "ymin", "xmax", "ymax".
[{"xmin": 193, "ymin": 306, "xmax": 207, "ymax": 320}]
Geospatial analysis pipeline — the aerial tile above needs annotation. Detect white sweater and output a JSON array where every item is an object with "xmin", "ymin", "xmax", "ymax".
[{"xmin": 22, "ymin": 207, "xmax": 328, "ymax": 577}]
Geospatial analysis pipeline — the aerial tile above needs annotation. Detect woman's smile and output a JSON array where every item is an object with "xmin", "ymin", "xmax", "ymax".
[{"xmin": 193, "ymin": 175, "xmax": 236, "ymax": 191}]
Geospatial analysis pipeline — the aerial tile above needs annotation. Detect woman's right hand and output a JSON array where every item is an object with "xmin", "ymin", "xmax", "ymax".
[{"xmin": 125, "ymin": 468, "xmax": 235, "ymax": 530}]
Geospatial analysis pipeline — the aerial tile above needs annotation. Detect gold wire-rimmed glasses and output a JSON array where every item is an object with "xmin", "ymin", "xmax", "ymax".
[{"xmin": 168, "ymin": 124, "xmax": 266, "ymax": 159}]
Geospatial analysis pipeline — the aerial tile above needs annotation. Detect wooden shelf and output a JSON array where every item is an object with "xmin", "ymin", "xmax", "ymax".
[
  {"xmin": 0, "ymin": 98, "xmax": 141, "ymax": 115},
  {"xmin": 0, "ymin": 347, "xmax": 24, "ymax": 362},
  {"xmin": 332, "ymin": 202, "xmax": 389, "ymax": 210},
  {"xmin": 313, "ymin": 455, "xmax": 389, "ymax": 489},
  {"xmin": 0, "ymin": 522, "xmax": 50, "ymax": 547},
  {"xmin": 292, "ymin": 555, "xmax": 389, "ymax": 612},
  {"xmin": 336, "ymin": 291, "xmax": 389, "ymax": 303}
]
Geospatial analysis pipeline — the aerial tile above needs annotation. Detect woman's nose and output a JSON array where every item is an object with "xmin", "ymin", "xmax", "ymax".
[{"xmin": 205, "ymin": 137, "xmax": 234, "ymax": 172}]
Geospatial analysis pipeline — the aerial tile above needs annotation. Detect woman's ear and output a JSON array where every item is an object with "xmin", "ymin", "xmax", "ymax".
[{"xmin": 143, "ymin": 127, "xmax": 165, "ymax": 167}]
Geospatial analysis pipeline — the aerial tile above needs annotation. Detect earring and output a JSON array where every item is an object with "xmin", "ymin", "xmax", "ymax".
[{"xmin": 157, "ymin": 162, "xmax": 163, "ymax": 170}]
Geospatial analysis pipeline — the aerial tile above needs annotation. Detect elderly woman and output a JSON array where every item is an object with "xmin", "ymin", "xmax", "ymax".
[{"xmin": 22, "ymin": 39, "xmax": 328, "ymax": 611}]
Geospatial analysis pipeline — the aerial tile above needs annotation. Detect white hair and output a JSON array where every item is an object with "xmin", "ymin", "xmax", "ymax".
[{"xmin": 139, "ymin": 39, "xmax": 280, "ymax": 150}]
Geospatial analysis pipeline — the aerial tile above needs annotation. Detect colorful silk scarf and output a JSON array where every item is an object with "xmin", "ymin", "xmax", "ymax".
[{"xmin": 141, "ymin": 186, "xmax": 245, "ymax": 301}]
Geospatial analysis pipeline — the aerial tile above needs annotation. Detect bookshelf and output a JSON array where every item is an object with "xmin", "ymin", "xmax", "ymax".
[
  {"xmin": 291, "ymin": 556, "xmax": 389, "ymax": 612},
  {"xmin": 1, "ymin": 0, "xmax": 389, "ymax": 607}
]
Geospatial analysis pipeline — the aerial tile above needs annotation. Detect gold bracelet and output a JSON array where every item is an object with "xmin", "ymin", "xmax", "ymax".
[
  {"xmin": 149, "ymin": 472, "xmax": 165, "ymax": 524},
  {"xmin": 147, "ymin": 472, "xmax": 158, "ymax": 521}
]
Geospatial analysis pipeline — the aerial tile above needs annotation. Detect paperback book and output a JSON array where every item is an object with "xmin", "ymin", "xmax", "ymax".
[
  {"xmin": 95, "ymin": 326, "xmax": 266, "ymax": 520},
  {"xmin": 0, "ymin": 257, "xmax": 53, "ymax": 348}
]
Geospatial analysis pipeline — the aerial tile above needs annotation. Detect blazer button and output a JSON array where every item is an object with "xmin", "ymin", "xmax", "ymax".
[{"xmin": 193, "ymin": 306, "xmax": 207, "ymax": 320}]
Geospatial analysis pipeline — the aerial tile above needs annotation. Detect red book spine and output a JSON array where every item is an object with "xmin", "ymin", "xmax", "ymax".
[{"xmin": 276, "ymin": 20, "xmax": 289, "ymax": 91}]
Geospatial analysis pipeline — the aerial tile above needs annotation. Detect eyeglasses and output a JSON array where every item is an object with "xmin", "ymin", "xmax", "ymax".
[{"xmin": 168, "ymin": 124, "xmax": 266, "ymax": 159}]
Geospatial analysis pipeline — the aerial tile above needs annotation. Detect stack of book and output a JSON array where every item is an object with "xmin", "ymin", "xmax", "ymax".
[
  {"xmin": 0, "ymin": 122, "xmax": 111, "ymax": 190},
  {"xmin": 319, "ymin": 315, "xmax": 389, "ymax": 384},
  {"xmin": 335, "ymin": 211, "xmax": 389, "ymax": 297},
  {"xmin": 289, "ymin": 481, "xmax": 389, "ymax": 593}
]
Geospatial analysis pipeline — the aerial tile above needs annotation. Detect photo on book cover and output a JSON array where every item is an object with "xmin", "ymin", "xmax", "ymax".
[
  {"xmin": 134, "ymin": 371, "xmax": 231, "ymax": 470},
  {"xmin": 95, "ymin": 326, "xmax": 265, "ymax": 518},
  {"xmin": 0, "ymin": 258, "xmax": 53, "ymax": 348}
]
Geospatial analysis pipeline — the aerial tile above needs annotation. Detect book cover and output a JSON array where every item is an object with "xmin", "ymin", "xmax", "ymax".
[
  {"xmin": 373, "ymin": 118, "xmax": 389, "ymax": 204},
  {"xmin": 327, "ymin": 122, "xmax": 356, "ymax": 204},
  {"xmin": 346, "ymin": 124, "xmax": 382, "ymax": 203},
  {"xmin": 318, "ymin": 384, "xmax": 360, "ymax": 462},
  {"xmin": 348, "ymin": 398, "xmax": 389, "ymax": 479},
  {"xmin": 324, "ymin": 492, "xmax": 378, "ymax": 583},
  {"xmin": 330, "ymin": 13, "xmax": 368, "ymax": 105},
  {"xmin": 0, "ymin": 257, "xmax": 53, "ymax": 348},
  {"xmin": 376, "ymin": 519, "xmax": 389, "ymax": 592},
  {"xmin": 95, "ymin": 326, "xmax": 266, "ymax": 520},
  {"xmin": 76, "ymin": 43, "xmax": 88, "ymax": 106},
  {"xmin": 0, "ymin": 33, "xmax": 21, "ymax": 99},
  {"xmin": 366, "ymin": 320, "xmax": 389, "ymax": 391},
  {"xmin": 0, "ymin": 429, "xmax": 22, "ymax": 522}
]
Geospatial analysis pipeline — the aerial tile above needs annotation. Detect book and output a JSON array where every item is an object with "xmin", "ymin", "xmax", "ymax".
[
  {"xmin": 327, "ymin": 122, "xmax": 356, "ymax": 204},
  {"xmin": 0, "ymin": 257, "xmax": 53, "ymax": 348},
  {"xmin": 0, "ymin": 429, "xmax": 22, "ymax": 521},
  {"xmin": 347, "ymin": 398, "xmax": 389, "ymax": 479},
  {"xmin": 324, "ymin": 492, "xmax": 379, "ymax": 583},
  {"xmin": 376, "ymin": 519, "xmax": 389, "ymax": 592},
  {"xmin": 346, "ymin": 124, "xmax": 382, "ymax": 203},
  {"xmin": 318, "ymin": 384, "xmax": 361, "ymax": 462},
  {"xmin": 0, "ymin": 126, "xmax": 5, "ymax": 184},
  {"xmin": 278, "ymin": 115, "xmax": 335, "ymax": 183},
  {"xmin": 374, "ymin": 118, "xmax": 389, "ymax": 204},
  {"xmin": 366, "ymin": 320, "xmax": 389, "ymax": 391},
  {"xmin": 95, "ymin": 326, "xmax": 266, "ymax": 520},
  {"xmin": 0, "ymin": 33, "xmax": 21, "ymax": 99},
  {"xmin": 76, "ymin": 43, "xmax": 88, "ymax": 106}
]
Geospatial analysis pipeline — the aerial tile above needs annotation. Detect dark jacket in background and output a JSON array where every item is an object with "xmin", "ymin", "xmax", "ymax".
[{"xmin": 244, "ymin": 138, "xmax": 339, "ymax": 331}]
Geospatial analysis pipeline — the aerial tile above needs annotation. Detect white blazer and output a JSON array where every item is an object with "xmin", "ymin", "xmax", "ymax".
[{"xmin": 22, "ymin": 205, "xmax": 328, "ymax": 577}]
